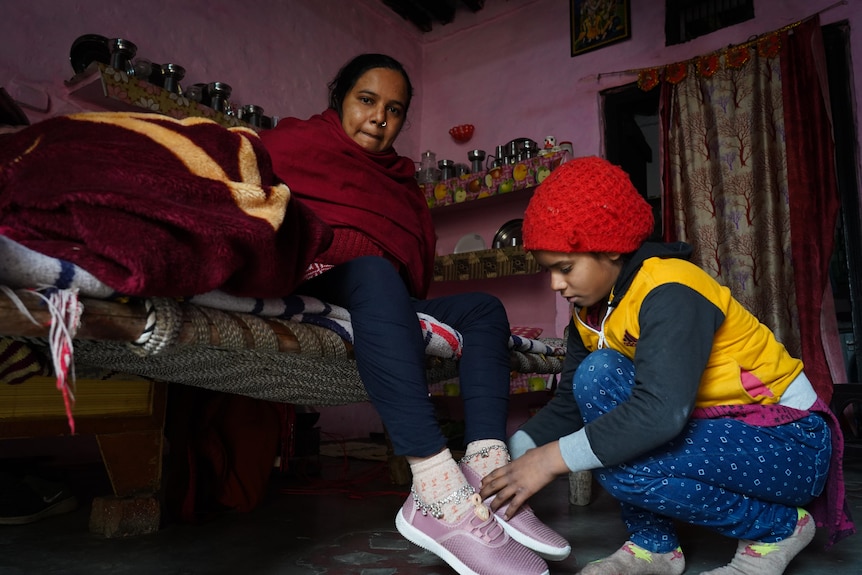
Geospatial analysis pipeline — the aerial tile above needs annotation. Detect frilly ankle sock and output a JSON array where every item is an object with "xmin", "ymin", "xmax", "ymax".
[
  {"xmin": 409, "ymin": 448, "xmax": 473, "ymax": 524},
  {"xmin": 580, "ymin": 541, "xmax": 685, "ymax": 575},
  {"xmin": 698, "ymin": 509, "xmax": 816, "ymax": 575},
  {"xmin": 461, "ymin": 439, "xmax": 509, "ymax": 478}
]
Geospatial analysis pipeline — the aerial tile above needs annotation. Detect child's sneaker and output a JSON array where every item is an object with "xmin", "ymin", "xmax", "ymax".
[
  {"xmin": 0, "ymin": 473, "xmax": 78, "ymax": 525},
  {"xmin": 395, "ymin": 488, "xmax": 549, "ymax": 575},
  {"xmin": 460, "ymin": 461, "xmax": 571, "ymax": 561}
]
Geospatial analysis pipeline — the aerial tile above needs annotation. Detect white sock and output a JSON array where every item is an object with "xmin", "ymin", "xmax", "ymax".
[
  {"xmin": 581, "ymin": 541, "xmax": 686, "ymax": 575},
  {"xmin": 409, "ymin": 448, "xmax": 473, "ymax": 523},
  {"xmin": 699, "ymin": 509, "xmax": 816, "ymax": 575},
  {"xmin": 462, "ymin": 439, "xmax": 509, "ymax": 478}
]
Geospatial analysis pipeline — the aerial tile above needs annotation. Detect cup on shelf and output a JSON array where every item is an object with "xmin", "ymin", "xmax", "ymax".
[
  {"xmin": 185, "ymin": 83, "xmax": 206, "ymax": 103},
  {"xmin": 161, "ymin": 63, "xmax": 185, "ymax": 94},
  {"xmin": 132, "ymin": 58, "xmax": 153, "ymax": 79},
  {"xmin": 148, "ymin": 63, "xmax": 166, "ymax": 87},
  {"xmin": 239, "ymin": 104, "xmax": 264, "ymax": 127},
  {"xmin": 108, "ymin": 38, "xmax": 137, "ymax": 75},
  {"xmin": 438, "ymin": 159, "xmax": 455, "ymax": 180},
  {"xmin": 206, "ymin": 82, "xmax": 232, "ymax": 113},
  {"xmin": 467, "ymin": 149, "xmax": 485, "ymax": 173}
]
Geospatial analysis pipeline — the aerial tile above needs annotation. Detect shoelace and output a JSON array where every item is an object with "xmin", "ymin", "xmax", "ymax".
[{"xmin": 467, "ymin": 493, "xmax": 506, "ymax": 543}]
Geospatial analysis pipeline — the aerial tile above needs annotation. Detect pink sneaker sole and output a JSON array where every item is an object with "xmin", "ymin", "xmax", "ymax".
[{"xmin": 461, "ymin": 463, "xmax": 572, "ymax": 561}]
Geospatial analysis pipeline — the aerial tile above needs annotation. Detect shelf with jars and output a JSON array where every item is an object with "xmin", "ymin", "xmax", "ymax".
[
  {"xmin": 65, "ymin": 62, "xmax": 254, "ymax": 130},
  {"xmin": 422, "ymin": 149, "xmax": 567, "ymax": 211},
  {"xmin": 427, "ymin": 150, "xmax": 568, "ymax": 281}
]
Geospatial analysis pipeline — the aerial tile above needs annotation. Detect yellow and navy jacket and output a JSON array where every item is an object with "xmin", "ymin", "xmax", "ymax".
[{"xmin": 519, "ymin": 242, "xmax": 804, "ymax": 467}]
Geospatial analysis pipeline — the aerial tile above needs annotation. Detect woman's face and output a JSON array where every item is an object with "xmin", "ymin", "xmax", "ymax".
[
  {"xmin": 340, "ymin": 67, "xmax": 408, "ymax": 153},
  {"xmin": 533, "ymin": 250, "xmax": 623, "ymax": 309}
]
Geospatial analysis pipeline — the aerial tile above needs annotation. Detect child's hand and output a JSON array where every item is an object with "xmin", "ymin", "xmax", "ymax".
[{"xmin": 478, "ymin": 441, "xmax": 568, "ymax": 518}]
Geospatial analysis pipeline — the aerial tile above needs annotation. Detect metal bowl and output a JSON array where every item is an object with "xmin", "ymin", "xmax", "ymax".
[
  {"xmin": 493, "ymin": 218, "xmax": 523, "ymax": 248},
  {"xmin": 69, "ymin": 34, "xmax": 110, "ymax": 74}
]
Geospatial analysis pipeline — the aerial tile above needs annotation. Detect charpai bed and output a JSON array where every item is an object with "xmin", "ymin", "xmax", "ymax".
[{"xmin": 0, "ymin": 111, "xmax": 567, "ymax": 536}]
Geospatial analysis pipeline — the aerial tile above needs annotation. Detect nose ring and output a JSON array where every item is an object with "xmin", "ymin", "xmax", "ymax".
[{"xmin": 380, "ymin": 121, "xmax": 387, "ymax": 127}]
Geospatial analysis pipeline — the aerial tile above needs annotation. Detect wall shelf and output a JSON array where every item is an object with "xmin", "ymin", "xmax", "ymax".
[
  {"xmin": 423, "ymin": 150, "xmax": 567, "ymax": 210},
  {"xmin": 65, "ymin": 62, "xmax": 252, "ymax": 130},
  {"xmin": 433, "ymin": 245, "xmax": 539, "ymax": 282}
]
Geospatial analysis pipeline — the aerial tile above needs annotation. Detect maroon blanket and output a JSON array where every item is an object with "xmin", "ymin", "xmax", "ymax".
[
  {"xmin": 260, "ymin": 109, "xmax": 435, "ymax": 298},
  {"xmin": 0, "ymin": 112, "xmax": 332, "ymax": 298}
]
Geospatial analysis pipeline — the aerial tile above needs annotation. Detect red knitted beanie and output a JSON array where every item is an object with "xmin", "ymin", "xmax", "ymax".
[{"xmin": 523, "ymin": 156, "xmax": 654, "ymax": 254}]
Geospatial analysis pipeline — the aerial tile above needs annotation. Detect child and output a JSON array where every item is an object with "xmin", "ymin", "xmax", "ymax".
[{"xmin": 479, "ymin": 156, "xmax": 854, "ymax": 575}]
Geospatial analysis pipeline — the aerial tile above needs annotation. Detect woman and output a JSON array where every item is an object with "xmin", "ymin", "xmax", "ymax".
[
  {"xmin": 259, "ymin": 54, "xmax": 567, "ymax": 575},
  {"xmin": 479, "ymin": 157, "xmax": 855, "ymax": 575}
]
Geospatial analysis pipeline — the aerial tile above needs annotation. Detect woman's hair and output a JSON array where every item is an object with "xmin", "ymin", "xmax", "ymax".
[{"xmin": 327, "ymin": 53, "xmax": 414, "ymax": 116}]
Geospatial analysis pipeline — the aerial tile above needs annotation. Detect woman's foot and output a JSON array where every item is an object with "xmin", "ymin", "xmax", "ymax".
[
  {"xmin": 699, "ymin": 509, "xmax": 816, "ymax": 575},
  {"xmin": 578, "ymin": 541, "xmax": 685, "ymax": 575},
  {"xmin": 395, "ymin": 487, "xmax": 549, "ymax": 575},
  {"xmin": 460, "ymin": 459, "xmax": 571, "ymax": 561}
]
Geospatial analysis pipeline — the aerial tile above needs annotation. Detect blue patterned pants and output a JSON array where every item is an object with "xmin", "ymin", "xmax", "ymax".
[{"xmin": 576, "ymin": 349, "xmax": 831, "ymax": 552}]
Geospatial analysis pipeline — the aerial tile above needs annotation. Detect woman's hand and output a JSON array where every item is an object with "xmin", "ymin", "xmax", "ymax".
[{"xmin": 479, "ymin": 441, "xmax": 569, "ymax": 518}]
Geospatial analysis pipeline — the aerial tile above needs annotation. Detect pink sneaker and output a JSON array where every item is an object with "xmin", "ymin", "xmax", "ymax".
[
  {"xmin": 395, "ymin": 489, "xmax": 549, "ymax": 575},
  {"xmin": 461, "ymin": 462, "xmax": 572, "ymax": 561}
]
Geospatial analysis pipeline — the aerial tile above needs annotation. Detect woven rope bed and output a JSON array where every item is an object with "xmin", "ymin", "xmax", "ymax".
[{"xmin": 1, "ymin": 289, "xmax": 565, "ymax": 406}]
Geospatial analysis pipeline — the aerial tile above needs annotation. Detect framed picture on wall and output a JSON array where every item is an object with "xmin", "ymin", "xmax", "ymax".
[{"xmin": 570, "ymin": 0, "xmax": 632, "ymax": 57}]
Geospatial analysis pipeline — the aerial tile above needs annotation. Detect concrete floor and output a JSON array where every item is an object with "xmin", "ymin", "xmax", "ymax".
[{"xmin": 0, "ymin": 442, "xmax": 860, "ymax": 575}]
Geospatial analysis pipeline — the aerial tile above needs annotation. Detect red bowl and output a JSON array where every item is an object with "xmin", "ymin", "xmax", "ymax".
[{"xmin": 449, "ymin": 124, "xmax": 474, "ymax": 143}]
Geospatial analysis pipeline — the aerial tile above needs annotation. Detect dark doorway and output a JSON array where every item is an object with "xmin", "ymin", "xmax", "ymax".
[
  {"xmin": 602, "ymin": 83, "xmax": 661, "ymax": 240},
  {"xmin": 823, "ymin": 20, "xmax": 861, "ymax": 383}
]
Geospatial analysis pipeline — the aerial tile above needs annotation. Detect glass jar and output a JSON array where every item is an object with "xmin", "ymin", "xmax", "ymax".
[{"xmin": 416, "ymin": 150, "xmax": 441, "ymax": 184}]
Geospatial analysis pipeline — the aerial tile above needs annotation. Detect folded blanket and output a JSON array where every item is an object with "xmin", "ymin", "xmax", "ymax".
[
  {"xmin": 0, "ymin": 237, "xmax": 565, "ymax": 361},
  {"xmin": 190, "ymin": 290, "xmax": 564, "ymax": 359},
  {"xmin": 0, "ymin": 112, "xmax": 332, "ymax": 298}
]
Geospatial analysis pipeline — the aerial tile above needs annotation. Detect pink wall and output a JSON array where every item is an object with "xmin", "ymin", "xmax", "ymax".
[
  {"xmin": 420, "ymin": 0, "xmax": 860, "ymax": 163},
  {"xmin": 3, "ymin": 0, "xmax": 860, "ymax": 439},
  {"xmin": 1, "ymin": 0, "xmax": 425, "ymax": 154},
  {"xmin": 418, "ymin": 0, "xmax": 862, "ymax": 339},
  {"xmin": 4, "ymin": 0, "xmax": 859, "ymax": 339}
]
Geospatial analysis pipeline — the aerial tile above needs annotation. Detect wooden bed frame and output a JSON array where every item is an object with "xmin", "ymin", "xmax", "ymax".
[{"xmin": 0, "ymin": 287, "xmax": 575, "ymax": 536}]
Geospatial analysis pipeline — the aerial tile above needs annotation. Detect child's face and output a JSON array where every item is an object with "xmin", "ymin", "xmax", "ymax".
[{"xmin": 533, "ymin": 250, "xmax": 622, "ymax": 308}]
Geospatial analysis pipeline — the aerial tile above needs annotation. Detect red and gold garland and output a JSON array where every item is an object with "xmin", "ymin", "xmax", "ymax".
[{"xmin": 635, "ymin": 30, "xmax": 787, "ymax": 91}]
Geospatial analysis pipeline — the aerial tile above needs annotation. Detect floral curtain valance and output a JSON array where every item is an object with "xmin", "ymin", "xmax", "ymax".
[{"xmin": 635, "ymin": 26, "xmax": 792, "ymax": 91}]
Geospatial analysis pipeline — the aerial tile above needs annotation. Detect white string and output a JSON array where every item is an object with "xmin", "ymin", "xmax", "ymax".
[
  {"xmin": 0, "ymin": 285, "xmax": 41, "ymax": 326},
  {"xmin": 5, "ymin": 286, "xmax": 82, "ymax": 433}
]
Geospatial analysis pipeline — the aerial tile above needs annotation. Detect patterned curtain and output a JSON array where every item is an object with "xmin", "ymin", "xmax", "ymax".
[{"xmin": 647, "ymin": 16, "xmax": 840, "ymax": 400}]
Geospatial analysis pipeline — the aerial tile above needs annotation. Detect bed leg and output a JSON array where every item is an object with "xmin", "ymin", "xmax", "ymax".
[
  {"xmin": 89, "ymin": 397, "xmax": 166, "ymax": 537},
  {"xmin": 89, "ymin": 494, "xmax": 161, "ymax": 538},
  {"xmin": 90, "ymin": 429, "xmax": 164, "ymax": 537}
]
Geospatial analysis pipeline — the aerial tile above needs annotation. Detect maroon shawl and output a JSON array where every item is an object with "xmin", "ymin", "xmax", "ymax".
[{"xmin": 260, "ymin": 109, "xmax": 435, "ymax": 298}]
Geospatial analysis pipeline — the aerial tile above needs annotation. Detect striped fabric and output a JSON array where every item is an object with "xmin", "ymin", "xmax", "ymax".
[{"xmin": 0, "ymin": 338, "xmax": 50, "ymax": 385}]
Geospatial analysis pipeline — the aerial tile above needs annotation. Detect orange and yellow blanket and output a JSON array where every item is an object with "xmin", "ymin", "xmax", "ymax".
[{"xmin": 0, "ymin": 112, "xmax": 332, "ymax": 298}]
